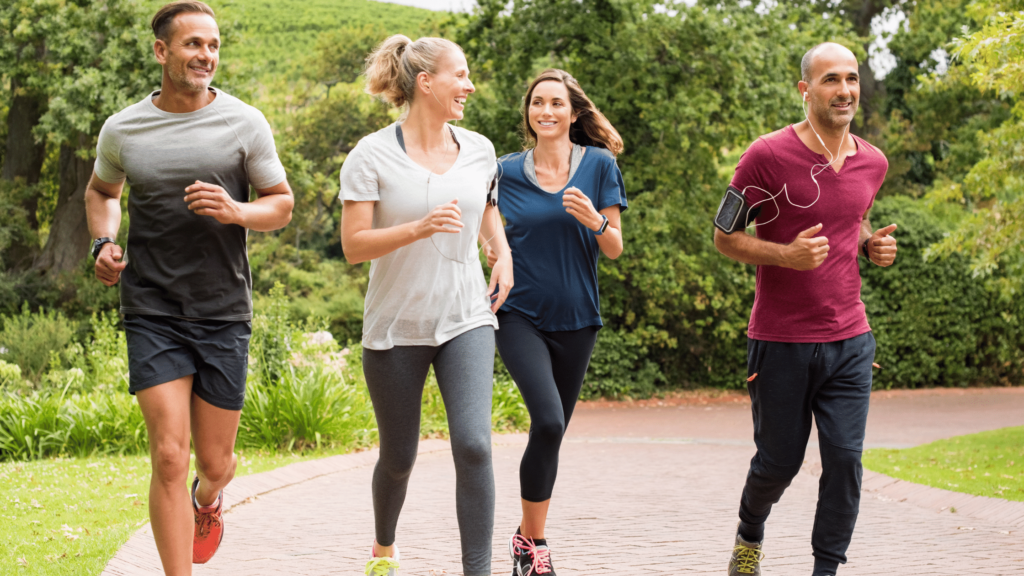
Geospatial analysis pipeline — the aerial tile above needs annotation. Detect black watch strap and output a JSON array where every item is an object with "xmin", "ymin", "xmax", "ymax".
[
  {"xmin": 91, "ymin": 237, "xmax": 114, "ymax": 260},
  {"xmin": 861, "ymin": 237, "xmax": 871, "ymax": 259}
]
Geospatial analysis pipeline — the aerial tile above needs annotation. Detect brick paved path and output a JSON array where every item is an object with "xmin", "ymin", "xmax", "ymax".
[{"xmin": 109, "ymin": 388, "xmax": 1024, "ymax": 575}]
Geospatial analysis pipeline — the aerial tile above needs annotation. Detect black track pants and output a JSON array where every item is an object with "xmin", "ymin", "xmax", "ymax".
[
  {"xmin": 739, "ymin": 331, "xmax": 876, "ymax": 572},
  {"xmin": 495, "ymin": 311, "xmax": 599, "ymax": 502}
]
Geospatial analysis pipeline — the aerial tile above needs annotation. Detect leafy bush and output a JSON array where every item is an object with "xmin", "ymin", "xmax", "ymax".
[
  {"xmin": 0, "ymin": 304, "xmax": 77, "ymax": 384},
  {"xmin": 861, "ymin": 196, "xmax": 1024, "ymax": 388},
  {"xmin": 0, "ymin": 360, "xmax": 22, "ymax": 389}
]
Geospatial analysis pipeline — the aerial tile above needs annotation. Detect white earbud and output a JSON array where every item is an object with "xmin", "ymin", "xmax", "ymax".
[{"xmin": 803, "ymin": 92, "xmax": 809, "ymax": 102}]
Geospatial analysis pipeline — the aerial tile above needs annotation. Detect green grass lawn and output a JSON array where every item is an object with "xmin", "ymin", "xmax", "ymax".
[
  {"xmin": 863, "ymin": 426, "xmax": 1024, "ymax": 502},
  {"xmin": 0, "ymin": 447, "xmax": 364, "ymax": 575}
]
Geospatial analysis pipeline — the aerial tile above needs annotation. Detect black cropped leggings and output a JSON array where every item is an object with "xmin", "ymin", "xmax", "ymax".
[{"xmin": 495, "ymin": 311, "xmax": 599, "ymax": 502}]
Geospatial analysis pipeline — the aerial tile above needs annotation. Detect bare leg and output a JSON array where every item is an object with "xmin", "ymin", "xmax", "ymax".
[
  {"xmin": 137, "ymin": 376, "xmax": 195, "ymax": 576},
  {"xmin": 190, "ymin": 393, "xmax": 241, "ymax": 507},
  {"xmin": 520, "ymin": 499, "xmax": 551, "ymax": 540},
  {"xmin": 373, "ymin": 541, "xmax": 397, "ymax": 558}
]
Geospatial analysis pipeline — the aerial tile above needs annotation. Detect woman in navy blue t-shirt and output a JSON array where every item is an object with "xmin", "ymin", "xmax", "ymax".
[{"xmin": 489, "ymin": 68, "xmax": 628, "ymax": 576}]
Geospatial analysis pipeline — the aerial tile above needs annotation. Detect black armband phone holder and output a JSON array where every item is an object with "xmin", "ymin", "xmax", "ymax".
[{"xmin": 714, "ymin": 185, "xmax": 760, "ymax": 234}]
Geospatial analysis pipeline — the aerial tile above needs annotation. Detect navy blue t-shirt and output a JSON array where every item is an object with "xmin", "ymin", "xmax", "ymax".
[{"xmin": 497, "ymin": 147, "xmax": 628, "ymax": 331}]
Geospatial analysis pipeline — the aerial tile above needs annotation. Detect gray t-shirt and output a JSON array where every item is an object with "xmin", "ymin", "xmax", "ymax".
[
  {"xmin": 339, "ymin": 123, "xmax": 498, "ymax": 350},
  {"xmin": 94, "ymin": 88, "xmax": 286, "ymax": 320}
]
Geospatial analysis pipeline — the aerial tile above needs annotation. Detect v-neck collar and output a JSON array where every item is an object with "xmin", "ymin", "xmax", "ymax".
[
  {"xmin": 394, "ymin": 122, "xmax": 464, "ymax": 178},
  {"xmin": 524, "ymin": 146, "xmax": 589, "ymax": 195},
  {"xmin": 787, "ymin": 124, "xmax": 860, "ymax": 176}
]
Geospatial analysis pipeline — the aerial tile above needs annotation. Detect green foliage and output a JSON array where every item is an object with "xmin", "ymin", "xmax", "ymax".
[
  {"xmin": 864, "ymin": 425, "xmax": 1024, "ymax": 501},
  {"xmin": 912, "ymin": 0, "xmax": 1024, "ymax": 298},
  {"xmin": 458, "ymin": 0, "xmax": 853, "ymax": 391},
  {"xmin": 0, "ymin": 304, "xmax": 77, "ymax": 384},
  {"xmin": 0, "ymin": 360, "xmax": 22, "ymax": 389},
  {"xmin": 214, "ymin": 0, "xmax": 436, "ymax": 83},
  {"xmin": 861, "ymin": 196, "xmax": 1024, "ymax": 388}
]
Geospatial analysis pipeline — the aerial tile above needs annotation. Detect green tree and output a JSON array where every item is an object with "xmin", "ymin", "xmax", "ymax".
[
  {"xmin": 456, "ymin": 0, "xmax": 854, "ymax": 388},
  {"xmin": 923, "ymin": 0, "xmax": 1023, "ymax": 296},
  {"xmin": 0, "ymin": 0, "xmax": 160, "ymax": 275}
]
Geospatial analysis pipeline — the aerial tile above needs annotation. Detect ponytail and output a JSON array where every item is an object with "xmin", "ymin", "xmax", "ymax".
[{"xmin": 364, "ymin": 34, "xmax": 463, "ymax": 109}]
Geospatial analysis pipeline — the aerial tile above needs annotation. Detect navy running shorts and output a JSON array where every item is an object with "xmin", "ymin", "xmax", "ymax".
[{"xmin": 123, "ymin": 314, "xmax": 252, "ymax": 411}]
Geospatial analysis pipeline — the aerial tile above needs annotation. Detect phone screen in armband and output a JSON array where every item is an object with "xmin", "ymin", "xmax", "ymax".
[{"xmin": 714, "ymin": 186, "xmax": 749, "ymax": 234}]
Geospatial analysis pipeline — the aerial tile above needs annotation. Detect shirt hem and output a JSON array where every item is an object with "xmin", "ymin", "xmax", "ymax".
[
  {"xmin": 120, "ymin": 306, "xmax": 253, "ymax": 322},
  {"xmin": 361, "ymin": 317, "xmax": 498, "ymax": 351},
  {"xmin": 746, "ymin": 325, "xmax": 871, "ymax": 344}
]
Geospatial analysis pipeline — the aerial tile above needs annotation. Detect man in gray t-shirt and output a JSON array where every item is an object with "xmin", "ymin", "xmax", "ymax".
[{"xmin": 84, "ymin": 1, "xmax": 292, "ymax": 570}]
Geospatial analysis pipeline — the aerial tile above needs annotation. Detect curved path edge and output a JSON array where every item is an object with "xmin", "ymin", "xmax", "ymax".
[
  {"xmin": 861, "ymin": 468, "xmax": 1024, "ymax": 529},
  {"xmin": 101, "ymin": 439, "xmax": 452, "ymax": 576}
]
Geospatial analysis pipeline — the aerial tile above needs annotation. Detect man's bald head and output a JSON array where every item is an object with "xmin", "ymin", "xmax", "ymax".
[{"xmin": 801, "ymin": 42, "xmax": 857, "ymax": 84}]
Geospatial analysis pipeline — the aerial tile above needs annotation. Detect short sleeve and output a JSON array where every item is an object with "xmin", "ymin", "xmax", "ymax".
[
  {"xmin": 339, "ymin": 140, "xmax": 380, "ymax": 202},
  {"xmin": 243, "ymin": 111, "xmax": 287, "ymax": 190},
  {"xmin": 597, "ymin": 154, "xmax": 628, "ymax": 213},
  {"xmin": 94, "ymin": 119, "xmax": 126, "ymax": 184},
  {"xmin": 730, "ymin": 138, "xmax": 777, "ymax": 206}
]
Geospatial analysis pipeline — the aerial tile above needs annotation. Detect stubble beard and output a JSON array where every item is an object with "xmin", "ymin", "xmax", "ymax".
[{"xmin": 168, "ymin": 60, "xmax": 214, "ymax": 94}]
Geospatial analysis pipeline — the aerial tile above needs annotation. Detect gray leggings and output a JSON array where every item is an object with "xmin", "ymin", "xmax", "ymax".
[{"xmin": 362, "ymin": 326, "xmax": 496, "ymax": 576}]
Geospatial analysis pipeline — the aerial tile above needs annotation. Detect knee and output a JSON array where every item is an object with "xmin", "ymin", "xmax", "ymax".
[
  {"xmin": 452, "ymin": 435, "xmax": 492, "ymax": 469},
  {"xmin": 378, "ymin": 448, "xmax": 417, "ymax": 482},
  {"xmin": 195, "ymin": 452, "xmax": 236, "ymax": 485},
  {"xmin": 821, "ymin": 446, "xmax": 862, "ymax": 472},
  {"xmin": 151, "ymin": 442, "xmax": 191, "ymax": 485},
  {"xmin": 751, "ymin": 457, "xmax": 803, "ymax": 486},
  {"xmin": 530, "ymin": 416, "xmax": 566, "ymax": 448}
]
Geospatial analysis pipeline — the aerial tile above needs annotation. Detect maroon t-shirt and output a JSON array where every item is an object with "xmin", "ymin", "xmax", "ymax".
[{"xmin": 730, "ymin": 125, "xmax": 888, "ymax": 343}]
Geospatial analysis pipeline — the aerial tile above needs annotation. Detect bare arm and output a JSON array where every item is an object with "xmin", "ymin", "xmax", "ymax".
[
  {"xmin": 714, "ymin": 223, "xmax": 830, "ymax": 271},
  {"xmin": 184, "ymin": 179, "xmax": 294, "ymax": 232},
  {"xmin": 479, "ymin": 203, "xmax": 514, "ymax": 312},
  {"xmin": 340, "ymin": 198, "xmax": 464, "ymax": 265},
  {"xmin": 85, "ymin": 172, "xmax": 127, "ymax": 286}
]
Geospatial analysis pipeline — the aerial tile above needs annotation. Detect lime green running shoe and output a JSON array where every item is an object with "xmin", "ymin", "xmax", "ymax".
[
  {"xmin": 728, "ymin": 531, "xmax": 764, "ymax": 575},
  {"xmin": 365, "ymin": 543, "xmax": 400, "ymax": 576}
]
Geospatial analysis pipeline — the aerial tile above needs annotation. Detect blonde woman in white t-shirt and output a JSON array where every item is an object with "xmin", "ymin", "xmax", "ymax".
[{"xmin": 339, "ymin": 34, "xmax": 513, "ymax": 576}]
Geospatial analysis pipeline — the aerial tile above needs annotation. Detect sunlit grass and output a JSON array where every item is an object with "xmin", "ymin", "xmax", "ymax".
[
  {"xmin": 1, "ymin": 375, "xmax": 528, "ymax": 574},
  {"xmin": 863, "ymin": 426, "xmax": 1024, "ymax": 502}
]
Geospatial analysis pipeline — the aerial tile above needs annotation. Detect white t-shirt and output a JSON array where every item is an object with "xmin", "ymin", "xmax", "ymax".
[{"xmin": 339, "ymin": 123, "xmax": 499, "ymax": 350}]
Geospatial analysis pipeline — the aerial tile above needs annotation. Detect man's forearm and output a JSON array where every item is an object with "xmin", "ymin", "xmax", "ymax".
[
  {"xmin": 86, "ymin": 187, "xmax": 122, "ymax": 240},
  {"xmin": 715, "ymin": 229, "xmax": 790, "ymax": 267},
  {"xmin": 239, "ymin": 193, "xmax": 294, "ymax": 232}
]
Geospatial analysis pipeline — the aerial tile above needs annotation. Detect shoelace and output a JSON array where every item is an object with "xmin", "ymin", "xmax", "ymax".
[
  {"xmin": 512, "ymin": 535, "xmax": 552, "ymax": 575},
  {"xmin": 732, "ymin": 544, "xmax": 765, "ymax": 574},
  {"xmin": 194, "ymin": 509, "xmax": 221, "ymax": 538},
  {"xmin": 365, "ymin": 556, "xmax": 400, "ymax": 576}
]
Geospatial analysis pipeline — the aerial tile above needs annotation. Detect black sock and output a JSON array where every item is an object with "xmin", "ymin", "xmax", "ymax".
[
  {"xmin": 737, "ymin": 521, "xmax": 764, "ymax": 543},
  {"xmin": 812, "ymin": 557, "xmax": 839, "ymax": 575}
]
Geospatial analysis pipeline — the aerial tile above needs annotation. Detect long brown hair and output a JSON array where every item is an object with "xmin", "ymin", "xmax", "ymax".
[{"xmin": 521, "ymin": 69, "xmax": 623, "ymax": 156}]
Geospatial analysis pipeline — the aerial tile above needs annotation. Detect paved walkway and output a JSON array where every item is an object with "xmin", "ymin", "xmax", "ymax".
[{"xmin": 105, "ymin": 388, "xmax": 1024, "ymax": 575}]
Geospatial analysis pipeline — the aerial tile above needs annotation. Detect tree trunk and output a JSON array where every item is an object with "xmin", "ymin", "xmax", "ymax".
[
  {"xmin": 850, "ymin": 0, "xmax": 887, "ymax": 139},
  {"xmin": 34, "ymin": 135, "xmax": 93, "ymax": 276},
  {"xmin": 2, "ymin": 80, "xmax": 48, "ymax": 270}
]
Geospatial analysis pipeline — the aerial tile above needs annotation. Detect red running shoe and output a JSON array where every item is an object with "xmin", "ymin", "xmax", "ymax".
[{"xmin": 191, "ymin": 477, "xmax": 224, "ymax": 564}]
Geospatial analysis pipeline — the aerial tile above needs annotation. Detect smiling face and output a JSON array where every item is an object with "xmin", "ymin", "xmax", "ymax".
[
  {"xmin": 422, "ymin": 48, "xmax": 475, "ymax": 121},
  {"xmin": 155, "ymin": 12, "xmax": 220, "ymax": 94},
  {"xmin": 800, "ymin": 44, "xmax": 860, "ymax": 131},
  {"xmin": 528, "ymin": 80, "xmax": 577, "ymax": 143}
]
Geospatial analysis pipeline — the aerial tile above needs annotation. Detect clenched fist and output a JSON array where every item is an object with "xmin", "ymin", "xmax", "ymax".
[{"xmin": 785, "ymin": 223, "xmax": 830, "ymax": 271}]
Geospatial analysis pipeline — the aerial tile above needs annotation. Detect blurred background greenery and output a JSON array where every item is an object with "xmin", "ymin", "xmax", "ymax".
[{"xmin": 0, "ymin": 0, "xmax": 1021, "ymax": 454}]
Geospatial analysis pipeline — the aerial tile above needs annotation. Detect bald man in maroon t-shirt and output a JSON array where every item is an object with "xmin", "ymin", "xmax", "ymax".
[{"xmin": 715, "ymin": 43, "xmax": 898, "ymax": 576}]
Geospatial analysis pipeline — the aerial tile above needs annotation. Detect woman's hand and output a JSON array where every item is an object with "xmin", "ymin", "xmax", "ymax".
[
  {"xmin": 416, "ymin": 199, "xmax": 463, "ymax": 238},
  {"xmin": 562, "ymin": 187, "xmax": 603, "ymax": 230},
  {"xmin": 486, "ymin": 254, "xmax": 513, "ymax": 313}
]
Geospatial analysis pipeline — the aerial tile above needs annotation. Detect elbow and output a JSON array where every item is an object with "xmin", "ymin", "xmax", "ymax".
[
  {"xmin": 605, "ymin": 246, "xmax": 623, "ymax": 260},
  {"xmin": 713, "ymin": 229, "xmax": 729, "ymax": 256}
]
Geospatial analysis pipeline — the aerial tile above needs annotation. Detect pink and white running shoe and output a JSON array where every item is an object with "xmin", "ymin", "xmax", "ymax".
[{"xmin": 509, "ymin": 532, "xmax": 555, "ymax": 576}]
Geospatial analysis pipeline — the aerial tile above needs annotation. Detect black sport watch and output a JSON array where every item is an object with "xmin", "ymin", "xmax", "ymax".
[{"xmin": 91, "ymin": 237, "xmax": 114, "ymax": 260}]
